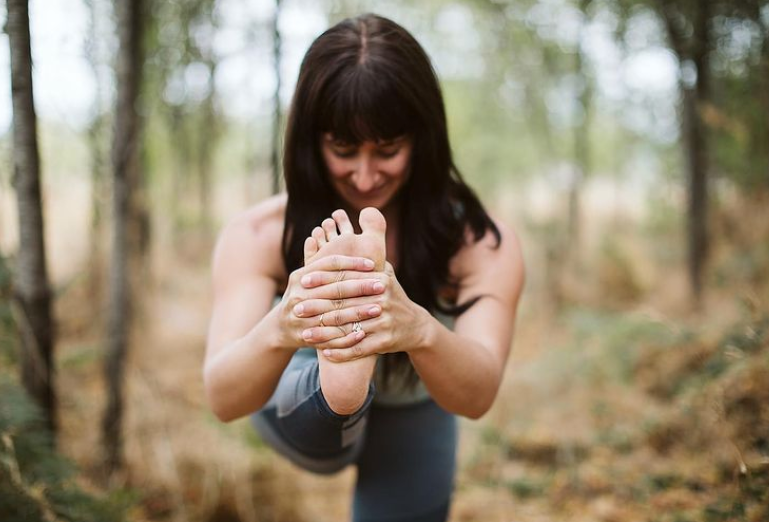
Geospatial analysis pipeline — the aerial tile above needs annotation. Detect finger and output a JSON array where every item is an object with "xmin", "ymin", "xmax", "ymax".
[
  {"xmin": 312, "ymin": 226, "xmax": 327, "ymax": 247},
  {"xmin": 322, "ymin": 337, "xmax": 374, "ymax": 361},
  {"xmin": 294, "ymin": 302, "xmax": 382, "ymax": 325},
  {"xmin": 300, "ymin": 269, "xmax": 386, "ymax": 288},
  {"xmin": 311, "ymin": 329, "xmax": 367, "ymax": 350},
  {"xmin": 301, "ymin": 324, "xmax": 358, "ymax": 344},
  {"xmin": 332, "ymin": 209, "xmax": 355, "ymax": 234},
  {"xmin": 302, "ymin": 318, "xmax": 374, "ymax": 345},
  {"xmin": 322, "ymin": 218, "xmax": 338, "ymax": 240},
  {"xmin": 303, "ymin": 237, "xmax": 319, "ymax": 263},
  {"xmin": 301, "ymin": 254, "xmax": 375, "ymax": 274},
  {"xmin": 303, "ymin": 279, "xmax": 385, "ymax": 301},
  {"xmin": 293, "ymin": 295, "xmax": 382, "ymax": 317}
]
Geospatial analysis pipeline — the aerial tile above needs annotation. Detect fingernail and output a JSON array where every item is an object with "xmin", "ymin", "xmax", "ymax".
[
  {"xmin": 302, "ymin": 329, "xmax": 312, "ymax": 340},
  {"xmin": 301, "ymin": 275, "xmax": 312, "ymax": 286},
  {"xmin": 355, "ymin": 331, "xmax": 365, "ymax": 341},
  {"xmin": 363, "ymin": 259, "xmax": 375, "ymax": 269},
  {"xmin": 368, "ymin": 305, "xmax": 380, "ymax": 316},
  {"xmin": 373, "ymin": 282, "xmax": 384, "ymax": 292},
  {"xmin": 294, "ymin": 304, "xmax": 304, "ymax": 316}
]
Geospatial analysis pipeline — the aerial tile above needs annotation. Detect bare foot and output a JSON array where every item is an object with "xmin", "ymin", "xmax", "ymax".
[{"xmin": 304, "ymin": 207, "xmax": 386, "ymax": 415}]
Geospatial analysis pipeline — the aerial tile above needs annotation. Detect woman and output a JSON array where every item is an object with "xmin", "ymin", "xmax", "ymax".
[{"xmin": 204, "ymin": 13, "xmax": 524, "ymax": 522}]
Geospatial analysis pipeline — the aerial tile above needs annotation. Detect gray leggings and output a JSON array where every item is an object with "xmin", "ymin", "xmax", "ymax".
[{"xmin": 251, "ymin": 350, "xmax": 457, "ymax": 522}]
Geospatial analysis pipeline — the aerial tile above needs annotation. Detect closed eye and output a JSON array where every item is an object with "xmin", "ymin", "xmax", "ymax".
[{"xmin": 376, "ymin": 146, "xmax": 400, "ymax": 158}]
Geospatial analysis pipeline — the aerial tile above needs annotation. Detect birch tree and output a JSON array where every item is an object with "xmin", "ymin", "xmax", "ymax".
[{"xmin": 7, "ymin": 0, "xmax": 57, "ymax": 437}]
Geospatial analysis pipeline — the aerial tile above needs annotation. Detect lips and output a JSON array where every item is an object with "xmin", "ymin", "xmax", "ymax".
[{"xmin": 348, "ymin": 184, "xmax": 387, "ymax": 198}]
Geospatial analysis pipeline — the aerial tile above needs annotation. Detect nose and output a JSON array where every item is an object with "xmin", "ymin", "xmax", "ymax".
[{"xmin": 351, "ymin": 155, "xmax": 378, "ymax": 193}]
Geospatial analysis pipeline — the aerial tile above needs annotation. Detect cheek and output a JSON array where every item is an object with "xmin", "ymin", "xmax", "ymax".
[
  {"xmin": 322, "ymin": 152, "xmax": 348, "ymax": 178},
  {"xmin": 388, "ymin": 153, "xmax": 411, "ymax": 179}
]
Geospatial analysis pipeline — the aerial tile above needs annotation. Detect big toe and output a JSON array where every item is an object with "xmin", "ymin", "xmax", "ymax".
[
  {"xmin": 358, "ymin": 207, "xmax": 387, "ymax": 269},
  {"xmin": 358, "ymin": 207, "xmax": 387, "ymax": 236}
]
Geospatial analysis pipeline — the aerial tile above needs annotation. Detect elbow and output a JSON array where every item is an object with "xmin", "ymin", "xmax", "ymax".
[
  {"xmin": 203, "ymin": 362, "xmax": 240, "ymax": 423},
  {"xmin": 463, "ymin": 400, "xmax": 493, "ymax": 420},
  {"xmin": 460, "ymin": 387, "xmax": 499, "ymax": 420},
  {"xmin": 203, "ymin": 358, "xmax": 268, "ymax": 422}
]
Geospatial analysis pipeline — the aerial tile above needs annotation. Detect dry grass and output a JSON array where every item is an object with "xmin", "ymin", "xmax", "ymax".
[{"xmin": 6, "ymin": 177, "xmax": 768, "ymax": 521}]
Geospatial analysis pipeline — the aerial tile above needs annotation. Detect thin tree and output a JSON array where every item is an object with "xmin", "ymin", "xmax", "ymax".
[
  {"xmin": 84, "ymin": 0, "xmax": 109, "ymax": 310},
  {"xmin": 568, "ymin": 0, "xmax": 593, "ymax": 256},
  {"xmin": 7, "ymin": 0, "xmax": 57, "ymax": 436},
  {"xmin": 271, "ymin": 0, "xmax": 282, "ymax": 194},
  {"xmin": 655, "ymin": 0, "xmax": 713, "ymax": 305},
  {"xmin": 103, "ymin": 0, "xmax": 144, "ymax": 474}
]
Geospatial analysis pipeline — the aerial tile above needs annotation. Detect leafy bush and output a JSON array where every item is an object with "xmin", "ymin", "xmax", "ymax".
[{"xmin": 0, "ymin": 365, "xmax": 134, "ymax": 521}]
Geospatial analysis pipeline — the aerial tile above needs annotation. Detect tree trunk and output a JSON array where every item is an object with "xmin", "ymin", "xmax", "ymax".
[
  {"xmin": 7, "ymin": 0, "xmax": 57, "ymax": 437},
  {"xmin": 103, "ymin": 0, "xmax": 144, "ymax": 475},
  {"xmin": 198, "ymin": 59, "xmax": 218, "ymax": 233},
  {"xmin": 568, "ymin": 0, "xmax": 592, "ymax": 256},
  {"xmin": 659, "ymin": 0, "xmax": 712, "ymax": 306},
  {"xmin": 687, "ymin": 1, "xmax": 711, "ymax": 306},
  {"xmin": 7, "ymin": 0, "xmax": 56, "ymax": 430},
  {"xmin": 85, "ymin": 0, "xmax": 108, "ymax": 312},
  {"xmin": 271, "ymin": 0, "xmax": 282, "ymax": 195},
  {"xmin": 759, "ymin": 19, "xmax": 769, "ymax": 190}
]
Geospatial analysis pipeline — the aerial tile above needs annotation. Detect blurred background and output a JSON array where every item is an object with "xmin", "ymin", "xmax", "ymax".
[{"xmin": 1, "ymin": 0, "xmax": 768, "ymax": 521}]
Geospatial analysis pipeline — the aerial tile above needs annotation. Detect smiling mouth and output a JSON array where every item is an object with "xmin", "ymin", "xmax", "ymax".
[{"xmin": 349, "ymin": 184, "xmax": 386, "ymax": 197}]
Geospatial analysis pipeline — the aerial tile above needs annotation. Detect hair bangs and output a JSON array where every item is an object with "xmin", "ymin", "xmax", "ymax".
[{"xmin": 319, "ymin": 66, "xmax": 416, "ymax": 144}]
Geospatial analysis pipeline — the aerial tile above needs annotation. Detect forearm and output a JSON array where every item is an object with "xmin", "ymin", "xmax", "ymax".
[
  {"xmin": 408, "ymin": 312, "xmax": 503, "ymax": 419},
  {"xmin": 204, "ymin": 306, "xmax": 295, "ymax": 422}
]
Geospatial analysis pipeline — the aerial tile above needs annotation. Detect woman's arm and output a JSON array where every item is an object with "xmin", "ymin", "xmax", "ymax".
[
  {"xmin": 312, "ymin": 221, "xmax": 525, "ymax": 419},
  {"xmin": 409, "ymin": 221, "xmax": 524, "ymax": 418},
  {"xmin": 204, "ymin": 210, "xmax": 293, "ymax": 422}
]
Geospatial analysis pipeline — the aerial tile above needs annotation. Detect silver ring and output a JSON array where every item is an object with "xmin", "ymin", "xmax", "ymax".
[
  {"xmin": 352, "ymin": 321, "xmax": 362, "ymax": 334},
  {"xmin": 319, "ymin": 313, "xmax": 325, "ymax": 328}
]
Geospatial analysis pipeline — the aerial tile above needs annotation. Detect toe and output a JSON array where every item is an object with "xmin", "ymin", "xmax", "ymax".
[
  {"xmin": 322, "ymin": 218, "xmax": 339, "ymax": 240},
  {"xmin": 312, "ymin": 226, "xmax": 327, "ymax": 247},
  {"xmin": 359, "ymin": 207, "xmax": 387, "ymax": 236},
  {"xmin": 332, "ymin": 209, "xmax": 355, "ymax": 234},
  {"xmin": 304, "ymin": 236, "xmax": 319, "ymax": 263}
]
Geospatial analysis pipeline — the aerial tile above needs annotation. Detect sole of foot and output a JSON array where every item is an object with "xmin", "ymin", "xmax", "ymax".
[{"xmin": 304, "ymin": 207, "xmax": 386, "ymax": 415}]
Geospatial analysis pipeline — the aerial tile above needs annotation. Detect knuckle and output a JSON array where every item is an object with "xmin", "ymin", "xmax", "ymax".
[{"xmin": 334, "ymin": 310, "xmax": 342, "ymax": 326}]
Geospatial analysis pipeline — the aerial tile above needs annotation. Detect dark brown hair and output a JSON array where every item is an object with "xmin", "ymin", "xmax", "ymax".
[{"xmin": 282, "ymin": 14, "xmax": 500, "ymax": 379}]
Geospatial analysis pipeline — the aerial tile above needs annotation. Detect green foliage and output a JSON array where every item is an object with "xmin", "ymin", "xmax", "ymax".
[{"xmin": 0, "ymin": 377, "xmax": 134, "ymax": 522}]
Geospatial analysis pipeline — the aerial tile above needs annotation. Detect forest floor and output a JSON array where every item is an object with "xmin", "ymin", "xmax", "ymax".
[{"xmin": 45, "ymin": 192, "xmax": 769, "ymax": 522}]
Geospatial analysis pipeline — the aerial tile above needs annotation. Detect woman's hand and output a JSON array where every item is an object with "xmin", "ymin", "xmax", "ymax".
[
  {"xmin": 276, "ymin": 254, "xmax": 386, "ymax": 350},
  {"xmin": 297, "ymin": 261, "xmax": 432, "ymax": 361}
]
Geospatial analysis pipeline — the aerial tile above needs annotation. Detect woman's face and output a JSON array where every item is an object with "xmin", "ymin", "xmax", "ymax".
[{"xmin": 320, "ymin": 133, "xmax": 413, "ymax": 212}]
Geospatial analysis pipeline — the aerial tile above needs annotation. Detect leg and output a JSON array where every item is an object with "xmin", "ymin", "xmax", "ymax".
[
  {"xmin": 251, "ymin": 349, "xmax": 375, "ymax": 474},
  {"xmin": 304, "ymin": 208, "xmax": 387, "ymax": 416},
  {"xmin": 352, "ymin": 401, "xmax": 457, "ymax": 522}
]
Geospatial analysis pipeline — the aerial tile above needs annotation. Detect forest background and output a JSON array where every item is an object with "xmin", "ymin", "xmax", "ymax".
[{"xmin": 1, "ymin": 0, "xmax": 768, "ymax": 521}]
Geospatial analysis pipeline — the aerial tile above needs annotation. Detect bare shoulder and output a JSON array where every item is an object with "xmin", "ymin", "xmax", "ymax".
[
  {"xmin": 450, "ymin": 215, "xmax": 525, "ymax": 305},
  {"xmin": 211, "ymin": 193, "xmax": 287, "ymax": 287}
]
